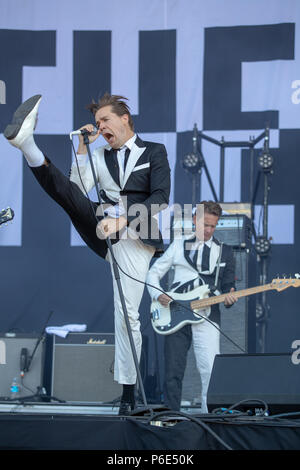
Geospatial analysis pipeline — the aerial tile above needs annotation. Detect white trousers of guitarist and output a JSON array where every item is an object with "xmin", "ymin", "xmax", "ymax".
[
  {"xmin": 191, "ymin": 319, "xmax": 220, "ymax": 413},
  {"xmin": 107, "ymin": 235, "xmax": 155, "ymax": 385}
]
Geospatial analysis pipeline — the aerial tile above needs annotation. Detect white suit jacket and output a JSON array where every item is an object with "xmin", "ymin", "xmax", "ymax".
[{"xmin": 146, "ymin": 234, "xmax": 225, "ymax": 300}]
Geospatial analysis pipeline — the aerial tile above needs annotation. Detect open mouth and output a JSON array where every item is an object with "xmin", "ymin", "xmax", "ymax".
[{"xmin": 103, "ymin": 132, "xmax": 114, "ymax": 143}]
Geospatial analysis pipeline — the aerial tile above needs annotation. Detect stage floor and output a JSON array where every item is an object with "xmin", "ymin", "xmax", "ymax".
[{"xmin": 0, "ymin": 401, "xmax": 300, "ymax": 451}]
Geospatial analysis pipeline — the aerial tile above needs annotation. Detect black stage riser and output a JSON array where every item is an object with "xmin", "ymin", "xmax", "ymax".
[{"xmin": 0, "ymin": 412, "xmax": 300, "ymax": 450}]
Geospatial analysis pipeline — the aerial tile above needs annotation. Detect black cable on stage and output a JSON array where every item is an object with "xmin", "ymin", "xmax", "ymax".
[
  {"xmin": 70, "ymin": 139, "xmax": 245, "ymax": 354},
  {"xmin": 227, "ymin": 398, "xmax": 269, "ymax": 414},
  {"xmin": 265, "ymin": 411, "xmax": 300, "ymax": 421},
  {"xmin": 142, "ymin": 410, "xmax": 233, "ymax": 450},
  {"xmin": 211, "ymin": 398, "xmax": 269, "ymax": 417}
]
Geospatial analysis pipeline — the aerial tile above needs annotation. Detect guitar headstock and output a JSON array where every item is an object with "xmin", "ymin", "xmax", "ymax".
[
  {"xmin": 271, "ymin": 274, "xmax": 300, "ymax": 291},
  {"xmin": 0, "ymin": 207, "xmax": 14, "ymax": 226}
]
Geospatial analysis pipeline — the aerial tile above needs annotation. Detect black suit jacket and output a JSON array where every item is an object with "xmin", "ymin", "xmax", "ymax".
[{"xmin": 70, "ymin": 135, "xmax": 171, "ymax": 255}]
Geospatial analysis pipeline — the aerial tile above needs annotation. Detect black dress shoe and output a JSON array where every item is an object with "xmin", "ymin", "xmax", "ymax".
[{"xmin": 118, "ymin": 400, "xmax": 135, "ymax": 416}]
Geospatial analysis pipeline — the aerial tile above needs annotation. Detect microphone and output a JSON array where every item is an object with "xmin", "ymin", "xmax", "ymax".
[
  {"xmin": 69, "ymin": 126, "xmax": 98, "ymax": 140},
  {"xmin": 20, "ymin": 347, "xmax": 28, "ymax": 375}
]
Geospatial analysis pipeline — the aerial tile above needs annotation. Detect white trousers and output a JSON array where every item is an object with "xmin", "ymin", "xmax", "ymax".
[
  {"xmin": 191, "ymin": 319, "xmax": 220, "ymax": 413},
  {"xmin": 107, "ymin": 236, "xmax": 155, "ymax": 384}
]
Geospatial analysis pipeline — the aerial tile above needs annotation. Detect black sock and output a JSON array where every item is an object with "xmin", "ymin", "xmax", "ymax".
[{"xmin": 121, "ymin": 384, "xmax": 135, "ymax": 403}]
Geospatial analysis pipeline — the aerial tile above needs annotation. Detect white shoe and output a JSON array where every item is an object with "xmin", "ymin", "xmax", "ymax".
[{"xmin": 4, "ymin": 94, "xmax": 42, "ymax": 149}]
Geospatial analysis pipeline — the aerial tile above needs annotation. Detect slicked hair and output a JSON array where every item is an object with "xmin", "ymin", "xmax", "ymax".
[{"xmin": 86, "ymin": 93, "xmax": 134, "ymax": 130}]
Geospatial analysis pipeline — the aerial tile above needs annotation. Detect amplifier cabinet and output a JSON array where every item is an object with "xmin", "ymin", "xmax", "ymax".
[
  {"xmin": 44, "ymin": 333, "xmax": 122, "ymax": 404},
  {"xmin": 215, "ymin": 215, "xmax": 252, "ymax": 248},
  {"xmin": 182, "ymin": 248, "xmax": 257, "ymax": 404},
  {"xmin": 169, "ymin": 213, "xmax": 252, "ymax": 249}
]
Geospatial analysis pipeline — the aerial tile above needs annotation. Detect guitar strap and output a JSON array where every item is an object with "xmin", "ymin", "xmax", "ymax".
[{"xmin": 210, "ymin": 242, "xmax": 223, "ymax": 293}]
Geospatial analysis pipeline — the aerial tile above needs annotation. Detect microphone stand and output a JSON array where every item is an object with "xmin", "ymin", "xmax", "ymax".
[
  {"xmin": 9, "ymin": 311, "xmax": 65, "ymax": 404},
  {"xmin": 82, "ymin": 131, "xmax": 149, "ymax": 413}
]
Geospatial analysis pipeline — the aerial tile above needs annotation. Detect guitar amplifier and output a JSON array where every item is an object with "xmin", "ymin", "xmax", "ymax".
[
  {"xmin": 215, "ymin": 215, "xmax": 252, "ymax": 248},
  {"xmin": 44, "ymin": 333, "xmax": 122, "ymax": 404},
  {"xmin": 169, "ymin": 212, "xmax": 252, "ymax": 248},
  {"xmin": 214, "ymin": 214, "xmax": 252, "ymax": 248}
]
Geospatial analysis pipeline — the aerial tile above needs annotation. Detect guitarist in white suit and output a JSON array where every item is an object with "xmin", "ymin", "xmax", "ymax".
[
  {"xmin": 147, "ymin": 201, "xmax": 237, "ymax": 413},
  {"xmin": 4, "ymin": 93, "xmax": 171, "ymax": 415}
]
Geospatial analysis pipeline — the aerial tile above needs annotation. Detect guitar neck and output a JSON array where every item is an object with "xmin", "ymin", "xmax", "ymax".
[{"xmin": 191, "ymin": 283, "xmax": 275, "ymax": 310}]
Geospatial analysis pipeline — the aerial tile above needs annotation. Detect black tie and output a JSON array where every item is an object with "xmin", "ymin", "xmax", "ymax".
[
  {"xmin": 124, "ymin": 147, "xmax": 130, "ymax": 170},
  {"xmin": 111, "ymin": 149, "xmax": 120, "ymax": 185},
  {"xmin": 192, "ymin": 249, "xmax": 198, "ymax": 267},
  {"xmin": 201, "ymin": 244, "xmax": 210, "ymax": 272}
]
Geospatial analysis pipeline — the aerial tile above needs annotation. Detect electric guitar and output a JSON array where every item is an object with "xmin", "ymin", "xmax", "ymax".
[
  {"xmin": 151, "ymin": 274, "xmax": 300, "ymax": 335},
  {"xmin": 0, "ymin": 207, "xmax": 14, "ymax": 226}
]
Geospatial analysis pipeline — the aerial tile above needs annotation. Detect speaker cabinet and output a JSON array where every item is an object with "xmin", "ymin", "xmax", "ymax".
[
  {"xmin": 181, "ymin": 248, "xmax": 256, "ymax": 405},
  {"xmin": 220, "ymin": 248, "xmax": 256, "ymax": 354},
  {"xmin": 44, "ymin": 333, "xmax": 122, "ymax": 404},
  {"xmin": 207, "ymin": 353, "xmax": 300, "ymax": 414},
  {"xmin": 0, "ymin": 333, "xmax": 45, "ymax": 399}
]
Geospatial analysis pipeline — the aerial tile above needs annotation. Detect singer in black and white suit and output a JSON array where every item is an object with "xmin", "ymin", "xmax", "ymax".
[{"xmin": 3, "ymin": 93, "xmax": 170, "ymax": 415}]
